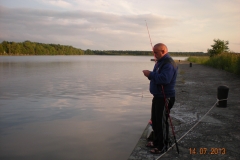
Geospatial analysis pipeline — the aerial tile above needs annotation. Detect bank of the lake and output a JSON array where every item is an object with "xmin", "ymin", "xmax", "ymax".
[{"xmin": 129, "ymin": 61, "xmax": 240, "ymax": 160}]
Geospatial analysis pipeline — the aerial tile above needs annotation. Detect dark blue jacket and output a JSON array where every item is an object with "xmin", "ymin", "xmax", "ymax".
[{"xmin": 148, "ymin": 53, "xmax": 178, "ymax": 98}]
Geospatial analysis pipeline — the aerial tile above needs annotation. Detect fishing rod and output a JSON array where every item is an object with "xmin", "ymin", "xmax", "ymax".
[
  {"xmin": 156, "ymin": 98, "xmax": 224, "ymax": 159},
  {"xmin": 161, "ymin": 85, "xmax": 180, "ymax": 154},
  {"xmin": 145, "ymin": 20, "xmax": 156, "ymax": 62},
  {"xmin": 145, "ymin": 20, "xmax": 179, "ymax": 155}
]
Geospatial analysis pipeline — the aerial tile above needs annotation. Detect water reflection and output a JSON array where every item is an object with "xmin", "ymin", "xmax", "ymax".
[{"xmin": 0, "ymin": 56, "xmax": 153, "ymax": 160}]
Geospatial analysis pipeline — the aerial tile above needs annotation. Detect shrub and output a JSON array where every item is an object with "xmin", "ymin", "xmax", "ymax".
[{"xmin": 205, "ymin": 53, "xmax": 240, "ymax": 75}]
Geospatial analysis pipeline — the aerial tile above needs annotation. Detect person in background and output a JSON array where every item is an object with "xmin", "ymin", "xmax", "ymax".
[{"xmin": 142, "ymin": 43, "xmax": 178, "ymax": 154}]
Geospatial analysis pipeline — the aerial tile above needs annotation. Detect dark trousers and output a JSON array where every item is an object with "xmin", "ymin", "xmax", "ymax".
[{"xmin": 151, "ymin": 96, "xmax": 175, "ymax": 150}]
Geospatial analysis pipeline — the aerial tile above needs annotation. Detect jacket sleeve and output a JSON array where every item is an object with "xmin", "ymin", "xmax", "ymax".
[
  {"xmin": 148, "ymin": 63, "xmax": 175, "ymax": 85},
  {"xmin": 148, "ymin": 66, "xmax": 155, "ymax": 80},
  {"xmin": 148, "ymin": 74, "xmax": 152, "ymax": 80}
]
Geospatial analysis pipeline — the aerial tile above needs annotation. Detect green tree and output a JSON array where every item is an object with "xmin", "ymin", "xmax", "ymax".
[
  {"xmin": 19, "ymin": 43, "xmax": 27, "ymax": 54},
  {"xmin": 11, "ymin": 42, "xmax": 21, "ymax": 54},
  {"xmin": 85, "ymin": 49, "xmax": 93, "ymax": 55},
  {"xmin": 23, "ymin": 41, "xmax": 35, "ymax": 55},
  {"xmin": 1, "ymin": 41, "xmax": 8, "ymax": 54},
  {"xmin": 1, "ymin": 40, "xmax": 85, "ymax": 55},
  {"xmin": 0, "ymin": 44, "xmax": 4, "ymax": 54},
  {"xmin": 35, "ymin": 44, "xmax": 46, "ymax": 55},
  {"xmin": 207, "ymin": 39, "xmax": 229, "ymax": 57}
]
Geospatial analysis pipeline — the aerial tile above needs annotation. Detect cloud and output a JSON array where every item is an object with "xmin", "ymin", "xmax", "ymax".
[
  {"xmin": 0, "ymin": 5, "xmax": 178, "ymax": 50},
  {"xmin": 0, "ymin": 0, "xmax": 239, "ymax": 52},
  {"xmin": 41, "ymin": 0, "xmax": 73, "ymax": 8}
]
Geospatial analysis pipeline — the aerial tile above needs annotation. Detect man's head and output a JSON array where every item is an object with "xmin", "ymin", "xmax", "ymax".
[{"xmin": 153, "ymin": 43, "xmax": 168, "ymax": 60}]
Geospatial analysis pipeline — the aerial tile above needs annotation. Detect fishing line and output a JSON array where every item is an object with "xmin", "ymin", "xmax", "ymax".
[
  {"xmin": 145, "ymin": 20, "xmax": 153, "ymax": 49},
  {"xmin": 142, "ymin": 20, "xmax": 155, "ymax": 100},
  {"xmin": 144, "ymin": 20, "xmax": 179, "ymax": 154},
  {"xmin": 145, "ymin": 20, "xmax": 156, "ymax": 62}
]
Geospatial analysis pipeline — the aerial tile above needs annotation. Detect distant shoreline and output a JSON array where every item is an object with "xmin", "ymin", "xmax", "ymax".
[
  {"xmin": 0, "ymin": 54, "xmax": 190, "ymax": 57},
  {"xmin": 1, "ymin": 41, "xmax": 208, "ymax": 56},
  {"xmin": 0, "ymin": 54, "xmax": 191, "ymax": 62}
]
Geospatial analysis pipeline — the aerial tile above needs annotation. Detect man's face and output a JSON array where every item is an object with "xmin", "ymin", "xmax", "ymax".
[{"xmin": 153, "ymin": 46, "xmax": 164, "ymax": 60}]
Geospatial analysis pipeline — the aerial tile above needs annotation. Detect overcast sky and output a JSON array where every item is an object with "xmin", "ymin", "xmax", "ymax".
[{"xmin": 0, "ymin": 0, "xmax": 239, "ymax": 52}]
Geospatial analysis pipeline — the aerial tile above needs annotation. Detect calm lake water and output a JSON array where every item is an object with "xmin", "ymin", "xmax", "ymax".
[{"xmin": 0, "ymin": 56, "xmax": 187, "ymax": 160}]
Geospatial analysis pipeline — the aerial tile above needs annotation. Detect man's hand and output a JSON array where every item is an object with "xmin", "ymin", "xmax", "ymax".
[{"xmin": 142, "ymin": 70, "xmax": 151, "ymax": 77}]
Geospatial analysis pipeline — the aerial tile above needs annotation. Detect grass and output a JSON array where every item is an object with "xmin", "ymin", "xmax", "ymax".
[
  {"xmin": 187, "ymin": 56, "xmax": 209, "ymax": 64},
  {"xmin": 188, "ymin": 53, "xmax": 240, "ymax": 75}
]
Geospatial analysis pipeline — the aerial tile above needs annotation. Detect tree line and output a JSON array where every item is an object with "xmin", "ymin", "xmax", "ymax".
[
  {"xmin": 85, "ymin": 49, "xmax": 208, "ymax": 56},
  {"xmin": 188, "ymin": 39, "xmax": 240, "ymax": 75},
  {"xmin": 0, "ymin": 40, "xmax": 208, "ymax": 56},
  {"xmin": 0, "ymin": 41, "xmax": 84, "ymax": 55}
]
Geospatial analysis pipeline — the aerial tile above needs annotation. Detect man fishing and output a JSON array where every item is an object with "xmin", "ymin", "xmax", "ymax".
[{"xmin": 142, "ymin": 43, "xmax": 178, "ymax": 154}]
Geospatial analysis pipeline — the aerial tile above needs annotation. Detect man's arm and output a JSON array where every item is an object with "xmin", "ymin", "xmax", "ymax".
[
  {"xmin": 148, "ymin": 63, "xmax": 175, "ymax": 85},
  {"xmin": 142, "ymin": 70, "xmax": 151, "ymax": 78}
]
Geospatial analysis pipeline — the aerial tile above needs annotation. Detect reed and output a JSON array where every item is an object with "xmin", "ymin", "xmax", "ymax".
[
  {"xmin": 188, "ymin": 53, "xmax": 240, "ymax": 75},
  {"xmin": 187, "ymin": 56, "xmax": 209, "ymax": 64}
]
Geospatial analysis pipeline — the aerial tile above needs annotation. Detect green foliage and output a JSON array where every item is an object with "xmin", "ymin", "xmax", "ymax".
[
  {"xmin": 205, "ymin": 53, "xmax": 240, "ymax": 75},
  {"xmin": 207, "ymin": 39, "xmax": 229, "ymax": 57},
  {"xmin": 236, "ymin": 56, "xmax": 240, "ymax": 75},
  {"xmin": 1, "ymin": 41, "xmax": 8, "ymax": 54},
  {"xmin": 0, "ymin": 41, "xmax": 84, "ymax": 55},
  {"xmin": 0, "ymin": 44, "xmax": 4, "ymax": 53},
  {"xmin": 0, "ymin": 40, "xmax": 209, "ymax": 56},
  {"xmin": 187, "ymin": 56, "xmax": 209, "ymax": 64},
  {"xmin": 85, "ymin": 49, "xmax": 94, "ymax": 55},
  {"xmin": 23, "ymin": 40, "xmax": 35, "ymax": 54},
  {"xmin": 87, "ymin": 50, "xmax": 207, "ymax": 56},
  {"xmin": 188, "ymin": 53, "xmax": 240, "ymax": 75}
]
